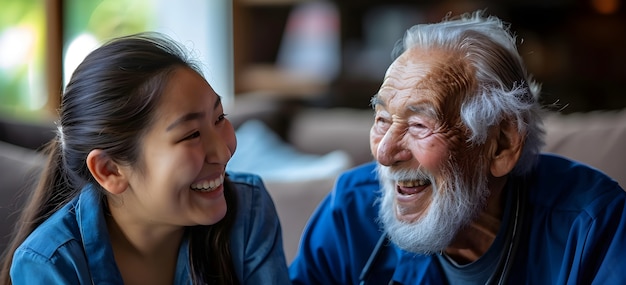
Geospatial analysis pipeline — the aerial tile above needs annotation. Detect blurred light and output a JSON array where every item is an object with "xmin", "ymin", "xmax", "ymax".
[
  {"xmin": 0, "ymin": 26, "xmax": 35, "ymax": 70},
  {"xmin": 63, "ymin": 33, "xmax": 99, "ymax": 87},
  {"xmin": 27, "ymin": 60, "xmax": 46, "ymax": 110},
  {"xmin": 591, "ymin": 0, "xmax": 620, "ymax": 14},
  {"xmin": 277, "ymin": 1, "xmax": 340, "ymax": 84}
]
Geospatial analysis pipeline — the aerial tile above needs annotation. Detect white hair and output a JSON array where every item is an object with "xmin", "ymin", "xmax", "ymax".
[{"xmin": 391, "ymin": 10, "xmax": 545, "ymax": 175}]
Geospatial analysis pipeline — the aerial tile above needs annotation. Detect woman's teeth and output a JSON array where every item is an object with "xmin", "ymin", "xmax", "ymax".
[{"xmin": 191, "ymin": 174, "xmax": 224, "ymax": 192}]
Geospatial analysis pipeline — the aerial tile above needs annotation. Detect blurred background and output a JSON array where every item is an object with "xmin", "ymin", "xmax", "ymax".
[
  {"xmin": 0, "ymin": 0, "xmax": 235, "ymax": 122},
  {"xmin": 234, "ymin": 0, "xmax": 626, "ymax": 113},
  {"xmin": 0, "ymin": 0, "xmax": 625, "ymax": 165},
  {"xmin": 1, "ymin": 0, "xmax": 625, "ymax": 122}
]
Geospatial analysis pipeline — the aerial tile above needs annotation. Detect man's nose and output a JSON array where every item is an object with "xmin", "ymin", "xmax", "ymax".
[{"xmin": 376, "ymin": 126, "xmax": 411, "ymax": 166}]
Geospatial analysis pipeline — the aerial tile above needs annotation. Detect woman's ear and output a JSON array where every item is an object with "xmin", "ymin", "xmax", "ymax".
[
  {"xmin": 86, "ymin": 149, "xmax": 128, "ymax": 195},
  {"xmin": 489, "ymin": 120, "xmax": 524, "ymax": 177}
]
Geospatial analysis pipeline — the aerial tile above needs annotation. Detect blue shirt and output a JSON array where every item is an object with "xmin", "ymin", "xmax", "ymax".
[
  {"xmin": 289, "ymin": 153, "xmax": 626, "ymax": 284},
  {"xmin": 10, "ymin": 172, "xmax": 291, "ymax": 284}
]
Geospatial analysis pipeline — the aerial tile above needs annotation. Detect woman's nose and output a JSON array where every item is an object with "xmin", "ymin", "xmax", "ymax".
[{"xmin": 203, "ymin": 129, "xmax": 232, "ymax": 164}]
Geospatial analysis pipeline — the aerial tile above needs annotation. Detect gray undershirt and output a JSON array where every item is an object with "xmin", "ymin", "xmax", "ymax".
[{"xmin": 435, "ymin": 185, "xmax": 516, "ymax": 285}]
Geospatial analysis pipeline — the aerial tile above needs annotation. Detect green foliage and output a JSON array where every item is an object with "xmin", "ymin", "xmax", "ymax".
[{"xmin": 1, "ymin": 0, "xmax": 152, "ymax": 120}]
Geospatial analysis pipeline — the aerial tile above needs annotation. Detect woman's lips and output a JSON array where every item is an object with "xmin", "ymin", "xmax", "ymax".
[{"xmin": 190, "ymin": 174, "xmax": 224, "ymax": 192}]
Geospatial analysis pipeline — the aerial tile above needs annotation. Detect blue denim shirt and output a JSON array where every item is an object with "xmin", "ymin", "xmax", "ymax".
[
  {"xmin": 10, "ymin": 172, "xmax": 290, "ymax": 284},
  {"xmin": 290, "ymin": 154, "xmax": 626, "ymax": 285}
]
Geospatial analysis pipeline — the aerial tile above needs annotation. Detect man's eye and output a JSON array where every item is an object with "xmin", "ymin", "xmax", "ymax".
[
  {"xmin": 375, "ymin": 116, "xmax": 389, "ymax": 125},
  {"xmin": 410, "ymin": 123, "xmax": 433, "ymax": 138}
]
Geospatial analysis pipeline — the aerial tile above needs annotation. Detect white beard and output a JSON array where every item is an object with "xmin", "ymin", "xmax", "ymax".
[{"xmin": 376, "ymin": 160, "xmax": 489, "ymax": 254}]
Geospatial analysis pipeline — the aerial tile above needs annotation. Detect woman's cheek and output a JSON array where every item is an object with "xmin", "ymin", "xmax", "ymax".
[{"xmin": 224, "ymin": 121, "xmax": 237, "ymax": 157}]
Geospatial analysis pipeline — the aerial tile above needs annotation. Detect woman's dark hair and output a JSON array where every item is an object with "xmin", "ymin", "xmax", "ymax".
[{"xmin": 0, "ymin": 32, "xmax": 239, "ymax": 285}]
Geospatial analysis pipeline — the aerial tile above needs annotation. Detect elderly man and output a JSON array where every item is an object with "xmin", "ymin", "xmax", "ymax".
[{"xmin": 289, "ymin": 11, "xmax": 626, "ymax": 284}]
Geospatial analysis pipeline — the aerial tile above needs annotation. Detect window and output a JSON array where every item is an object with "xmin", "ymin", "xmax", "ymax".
[
  {"xmin": 0, "ymin": 0, "xmax": 234, "ymax": 122},
  {"xmin": 0, "ymin": 0, "xmax": 47, "ymax": 120}
]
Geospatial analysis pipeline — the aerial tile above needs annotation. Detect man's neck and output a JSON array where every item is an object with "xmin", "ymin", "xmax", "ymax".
[{"xmin": 444, "ymin": 176, "xmax": 508, "ymax": 264}]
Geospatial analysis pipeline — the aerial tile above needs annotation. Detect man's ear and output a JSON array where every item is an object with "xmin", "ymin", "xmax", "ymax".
[
  {"xmin": 489, "ymin": 120, "xmax": 524, "ymax": 177},
  {"xmin": 86, "ymin": 149, "xmax": 128, "ymax": 195}
]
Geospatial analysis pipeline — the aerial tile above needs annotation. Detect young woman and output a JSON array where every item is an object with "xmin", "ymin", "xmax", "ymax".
[{"xmin": 0, "ymin": 33, "xmax": 290, "ymax": 285}]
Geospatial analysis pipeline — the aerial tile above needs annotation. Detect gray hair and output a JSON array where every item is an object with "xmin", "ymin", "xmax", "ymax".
[{"xmin": 392, "ymin": 10, "xmax": 545, "ymax": 175}]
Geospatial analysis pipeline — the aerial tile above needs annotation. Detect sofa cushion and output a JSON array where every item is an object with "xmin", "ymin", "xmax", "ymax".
[
  {"xmin": 0, "ymin": 116, "xmax": 55, "ymax": 151},
  {"xmin": 288, "ymin": 107, "xmax": 375, "ymax": 166},
  {"xmin": 542, "ymin": 109, "xmax": 626, "ymax": 187},
  {"xmin": 0, "ymin": 141, "xmax": 44, "ymax": 253},
  {"xmin": 264, "ymin": 177, "xmax": 337, "ymax": 264}
]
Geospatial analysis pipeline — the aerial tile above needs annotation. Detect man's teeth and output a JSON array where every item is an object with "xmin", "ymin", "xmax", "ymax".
[
  {"xmin": 397, "ymin": 179, "xmax": 430, "ymax": 187},
  {"xmin": 191, "ymin": 174, "xmax": 224, "ymax": 192}
]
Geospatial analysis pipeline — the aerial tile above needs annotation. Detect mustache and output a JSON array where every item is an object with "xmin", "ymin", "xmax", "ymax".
[{"xmin": 378, "ymin": 164, "xmax": 434, "ymax": 182}]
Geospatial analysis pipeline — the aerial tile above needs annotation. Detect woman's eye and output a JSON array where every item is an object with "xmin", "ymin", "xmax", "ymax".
[
  {"xmin": 184, "ymin": 131, "xmax": 200, "ymax": 140},
  {"xmin": 216, "ymin": 113, "xmax": 227, "ymax": 124}
]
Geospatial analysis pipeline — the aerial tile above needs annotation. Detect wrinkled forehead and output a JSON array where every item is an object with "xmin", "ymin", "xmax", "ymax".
[{"xmin": 379, "ymin": 47, "xmax": 476, "ymax": 121}]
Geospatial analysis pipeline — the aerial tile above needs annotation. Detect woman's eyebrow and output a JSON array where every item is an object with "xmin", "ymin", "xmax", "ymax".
[
  {"xmin": 214, "ymin": 94, "xmax": 222, "ymax": 110},
  {"xmin": 166, "ymin": 94, "xmax": 223, "ymax": 132},
  {"xmin": 166, "ymin": 112, "xmax": 205, "ymax": 131}
]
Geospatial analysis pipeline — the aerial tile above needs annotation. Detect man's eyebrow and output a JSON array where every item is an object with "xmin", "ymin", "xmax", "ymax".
[
  {"xmin": 407, "ymin": 103, "xmax": 438, "ymax": 119},
  {"xmin": 371, "ymin": 94, "xmax": 437, "ymax": 118},
  {"xmin": 166, "ymin": 95, "xmax": 222, "ymax": 131},
  {"xmin": 370, "ymin": 94, "xmax": 384, "ymax": 108}
]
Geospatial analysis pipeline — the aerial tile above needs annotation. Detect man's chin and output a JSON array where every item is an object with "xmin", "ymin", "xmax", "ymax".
[
  {"xmin": 395, "ymin": 203, "xmax": 428, "ymax": 223},
  {"xmin": 394, "ymin": 188, "xmax": 433, "ymax": 223},
  {"xmin": 386, "ymin": 224, "xmax": 452, "ymax": 255},
  {"xmin": 381, "ymin": 205, "xmax": 452, "ymax": 254}
]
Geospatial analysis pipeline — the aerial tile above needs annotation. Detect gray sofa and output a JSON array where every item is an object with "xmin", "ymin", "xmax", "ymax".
[{"xmin": 1, "ymin": 107, "xmax": 625, "ymax": 265}]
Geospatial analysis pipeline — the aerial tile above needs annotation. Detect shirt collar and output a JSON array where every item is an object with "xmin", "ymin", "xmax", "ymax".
[
  {"xmin": 76, "ymin": 184, "xmax": 124, "ymax": 283},
  {"xmin": 75, "ymin": 184, "xmax": 192, "ymax": 284}
]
